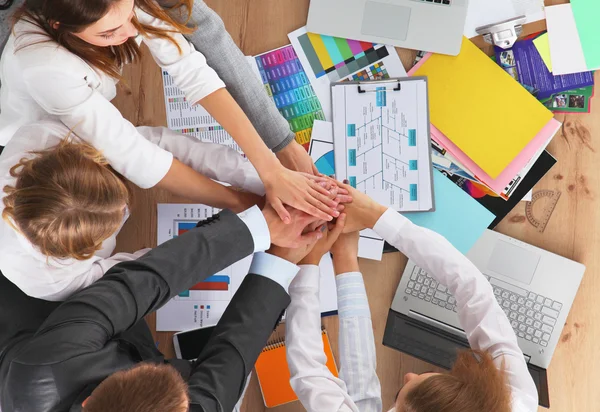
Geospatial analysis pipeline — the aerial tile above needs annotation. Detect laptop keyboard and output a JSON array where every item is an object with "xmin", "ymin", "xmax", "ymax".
[
  {"xmin": 413, "ymin": 0, "xmax": 452, "ymax": 5},
  {"xmin": 404, "ymin": 266, "xmax": 564, "ymax": 349}
]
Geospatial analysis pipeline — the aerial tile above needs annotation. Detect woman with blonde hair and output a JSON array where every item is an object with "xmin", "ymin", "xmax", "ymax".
[
  {"xmin": 0, "ymin": 0, "xmax": 338, "ymax": 223},
  {"xmin": 0, "ymin": 119, "xmax": 271, "ymax": 300}
]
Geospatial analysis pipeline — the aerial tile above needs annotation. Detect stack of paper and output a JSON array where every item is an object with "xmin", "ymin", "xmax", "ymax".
[
  {"xmin": 546, "ymin": 2, "xmax": 600, "ymax": 76},
  {"xmin": 408, "ymin": 37, "xmax": 561, "ymax": 224}
]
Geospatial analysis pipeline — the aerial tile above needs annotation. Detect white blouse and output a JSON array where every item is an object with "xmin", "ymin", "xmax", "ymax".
[
  {"xmin": 0, "ymin": 120, "xmax": 264, "ymax": 301},
  {"xmin": 0, "ymin": 8, "xmax": 226, "ymax": 188}
]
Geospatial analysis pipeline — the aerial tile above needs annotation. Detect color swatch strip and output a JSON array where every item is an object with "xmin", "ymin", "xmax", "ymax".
[
  {"xmin": 255, "ymin": 45, "xmax": 326, "ymax": 148},
  {"xmin": 298, "ymin": 33, "xmax": 390, "ymax": 82}
]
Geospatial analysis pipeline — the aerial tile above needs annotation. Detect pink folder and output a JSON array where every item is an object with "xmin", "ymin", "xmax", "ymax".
[{"xmin": 409, "ymin": 53, "xmax": 562, "ymax": 195}]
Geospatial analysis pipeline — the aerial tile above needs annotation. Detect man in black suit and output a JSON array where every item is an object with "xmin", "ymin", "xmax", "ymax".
[{"xmin": 0, "ymin": 203, "xmax": 327, "ymax": 412}]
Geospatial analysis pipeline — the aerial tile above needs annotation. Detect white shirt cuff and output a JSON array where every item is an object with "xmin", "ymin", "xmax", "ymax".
[
  {"xmin": 250, "ymin": 252, "xmax": 300, "ymax": 294},
  {"xmin": 290, "ymin": 265, "xmax": 320, "ymax": 289},
  {"xmin": 373, "ymin": 208, "xmax": 409, "ymax": 241},
  {"xmin": 237, "ymin": 206, "xmax": 271, "ymax": 253}
]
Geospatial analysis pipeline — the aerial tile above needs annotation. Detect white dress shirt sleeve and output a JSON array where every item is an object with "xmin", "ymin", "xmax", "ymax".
[
  {"xmin": 336, "ymin": 272, "xmax": 382, "ymax": 412},
  {"xmin": 236, "ymin": 206, "xmax": 270, "ymax": 253},
  {"xmin": 136, "ymin": 8, "xmax": 226, "ymax": 105},
  {"xmin": 249, "ymin": 253, "xmax": 299, "ymax": 294},
  {"xmin": 19, "ymin": 58, "xmax": 173, "ymax": 189},
  {"xmin": 135, "ymin": 126, "xmax": 264, "ymax": 195},
  {"xmin": 373, "ymin": 209, "xmax": 539, "ymax": 411},
  {"xmin": 286, "ymin": 265, "xmax": 359, "ymax": 412}
]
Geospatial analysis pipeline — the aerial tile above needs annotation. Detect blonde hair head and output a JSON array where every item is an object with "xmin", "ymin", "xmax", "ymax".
[{"xmin": 2, "ymin": 140, "xmax": 130, "ymax": 261}]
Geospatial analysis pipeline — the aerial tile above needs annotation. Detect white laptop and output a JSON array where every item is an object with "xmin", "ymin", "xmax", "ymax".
[
  {"xmin": 307, "ymin": 0, "xmax": 469, "ymax": 56},
  {"xmin": 383, "ymin": 229, "xmax": 585, "ymax": 408}
]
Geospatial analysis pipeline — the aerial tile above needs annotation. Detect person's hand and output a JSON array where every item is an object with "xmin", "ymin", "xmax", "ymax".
[
  {"xmin": 330, "ymin": 230, "xmax": 360, "ymax": 259},
  {"xmin": 262, "ymin": 203, "xmax": 325, "ymax": 248},
  {"xmin": 276, "ymin": 140, "xmax": 319, "ymax": 175},
  {"xmin": 337, "ymin": 181, "xmax": 387, "ymax": 233},
  {"xmin": 262, "ymin": 166, "xmax": 340, "ymax": 223},
  {"xmin": 330, "ymin": 230, "xmax": 361, "ymax": 275},
  {"xmin": 299, "ymin": 213, "xmax": 347, "ymax": 266},
  {"xmin": 228, "ymin": 190, "xmax": 265, "ymax": 213}
]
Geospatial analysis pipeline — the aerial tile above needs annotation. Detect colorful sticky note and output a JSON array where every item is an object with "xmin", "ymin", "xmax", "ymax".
[
  {"xmin": 533, "ymin": 33, "xmax": 553, "ymax": 72},
  {"xmin": 412, "ymin": 37, "xmax": 553, "ymax": 179},
  {"xmin": 404, "ymin": 170, "xmax": 495, "ymax": 254},
  {"xmin": 571, "ymin": 0, "xmax": 600, "ymax": 70}
]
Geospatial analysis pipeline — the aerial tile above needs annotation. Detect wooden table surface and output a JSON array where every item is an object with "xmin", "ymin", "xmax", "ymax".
[{"xmin": 112, "ymin": 1, "xmax": 598, "ymax": 410}]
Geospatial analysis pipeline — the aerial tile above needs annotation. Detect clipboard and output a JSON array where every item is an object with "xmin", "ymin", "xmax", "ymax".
[{"xmin": 330, "ymin": 77, "xmax": 435, "ymax": 214}]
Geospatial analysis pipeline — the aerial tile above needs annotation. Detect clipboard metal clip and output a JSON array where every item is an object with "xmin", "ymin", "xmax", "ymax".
[
  {"xmin": 476, "ymin": 16, "xmax": 526, "ymax": 49},
  {"xmin": 357, "ymin": 80, "xmax": 401, "ymax": 94}
]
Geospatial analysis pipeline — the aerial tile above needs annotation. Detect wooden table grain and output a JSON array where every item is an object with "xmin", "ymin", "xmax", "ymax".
[{"xmin": 112, "ymin": 1, "xmax": 598, "ymax": 410}]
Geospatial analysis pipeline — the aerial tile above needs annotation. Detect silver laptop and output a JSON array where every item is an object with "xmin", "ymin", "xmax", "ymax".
[
  {"xmin": 307, "ymin": 0, "xmax": 469, "ymax": 56},
  {"xmin": 384, "ymin": 229, "xmax": 585, "ymax": 407}
]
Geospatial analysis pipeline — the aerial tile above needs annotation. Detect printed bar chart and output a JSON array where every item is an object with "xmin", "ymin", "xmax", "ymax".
[{"xmin": 255, "ymin": 45, "xmax": 326, "ymax": 148}]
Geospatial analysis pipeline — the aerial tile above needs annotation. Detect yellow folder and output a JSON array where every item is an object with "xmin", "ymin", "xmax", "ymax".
[{"xmin": 413, "ymin": 37, "xmax": 553, "ymax": 179}]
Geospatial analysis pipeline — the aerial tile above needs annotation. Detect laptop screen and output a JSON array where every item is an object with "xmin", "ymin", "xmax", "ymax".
[{"xmin": 383, "ymin": 309, "xmax": 550, "ymax": 408}]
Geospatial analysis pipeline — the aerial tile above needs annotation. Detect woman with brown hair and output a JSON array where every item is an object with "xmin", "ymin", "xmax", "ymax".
[
  {"xmin": 283, "ymin": 182, "xmax": 539, "ymax": 412},
  {"xmin": 0, "ymin": 119, "xmax": 272, "ymax": 300},
  {"xmin": 0, "ymin": 0, "xmax": 338, "ymax": 224}
]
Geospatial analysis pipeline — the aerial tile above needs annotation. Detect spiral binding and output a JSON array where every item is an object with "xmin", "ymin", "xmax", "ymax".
[{"xmin": 262, "ymin": 338, "xmax": 286, "ymax": 352}]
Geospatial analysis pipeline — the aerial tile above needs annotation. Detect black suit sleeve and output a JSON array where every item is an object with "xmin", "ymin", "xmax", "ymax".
[
  {"xmin": 33, "ymin": 210, "xmax": 254, "ymax": 351},
  {"xmin": 187, "ymin": 274, "xmax": 290, "ymax": 412}
]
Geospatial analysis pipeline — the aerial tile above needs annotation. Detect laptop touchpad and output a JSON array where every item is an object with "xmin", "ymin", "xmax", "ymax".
[
  {"xmin": 362, "ymin": 1, "xmax": 411, "ymax": 41},
  {"xmin": 487, "ymin": 241, "xmax": 540, "ymax": 285}
]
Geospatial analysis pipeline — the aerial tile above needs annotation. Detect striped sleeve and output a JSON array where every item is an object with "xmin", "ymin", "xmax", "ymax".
[{"xmin": 336, "ymin": 273, "xmax": 382, "ymax": 412}]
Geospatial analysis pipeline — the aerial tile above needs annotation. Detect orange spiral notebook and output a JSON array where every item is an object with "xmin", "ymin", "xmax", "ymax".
[{"xmin": 255, "ymin": 330, "xmax": 338, "ymax": 408}]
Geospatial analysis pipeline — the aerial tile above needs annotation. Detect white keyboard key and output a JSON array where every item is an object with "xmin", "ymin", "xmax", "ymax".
[
  {"xmin": 432, "ymin": 298, "xmax": 438, "ymax": 305},
  {"xmin": 509, "ymin": 294, "xmax": 517, "ymax": 302},
  {"xmin": 534, "ymin": 321, "xmax": 542, "ymax": 329},
  {"xmin": 445, "ymin": 304, "xmax": 454, "ymax": 310},
  {"xmin": 526, "ymin": 309, "xmax": 534, "ymax": 318},
  {"xmin": 431, "ymin": 280, "xmax": 438, "ymax": 289},
  {"xmin": 533, "ymin": 337, "xmax": 540, "ymax": 344},
  {"xmin": 419, "ymin": 293, "xmax": 425, "ymax": 299},
  {"xmin": 448, "ymin": 297, "xmax": 456, "ymax": 305},
  {"xmin": 542, "ymin": 316, "xmax": 557, "ymax": 327},
  {"xmin": 414, "ymin": 285, "xmax": 421, "ymax": 293},
  {"xmin": 534, "ymin": 303, "xmax": 542, "ymax": 311},
  {"xmin": 437, "ymin": 284, "xmax": 447, "ymax": 292},
  {"xmin": 528, "ymin": 292, "xmax": 537, "ymax": 300},
  {"xmin": 534, "ymin": 313, "xmax": 543, "ymax": 321},
  {"xmin": 525, "ymin": 300, "xmax": 534, "ymax": 308},
  {"xmin": 541, "ymin": 340, "xmax": 548, "ymax": 347},
  {"xmin": 518, "ymin": 307, "xmax": 526, "ymax": 314},
  {"xmin": 518, "ymin": 315, "xmax": 525, "ymax": 322},
  {"xmin": 412, "ymin": 290, "xmax": 418, "ymax": 297},
  {"xmin": 542, "ymin": 333, "xmax": 551, "ymax": 341},
  {"xmin": 534, "ymin": 330, "xmax": 543, "ymax": 338},
  {"xmin": 511, "ymin": 320, "xmax": 519, "ymax": 328},
  {"xmin": 503, "ymin": 301, "xmax": 510, "ymax": 308},
  {"xmin": 541, "ymin": 324, "xmax": 553, "ymax": 334},
  {"xmin": 552, "ymin": 301, "xmax": 563, "ymax": 311},
  {"xmin": 527, "ymin": 327, "xmax": 534, "ymax": 335},
  {"xmin": 525, "ymin": 318, "xmax": 533, "ymax": 326},
  {"xmin": 517, "ymin": 297, "xmax": 525, "ymax": 305},
  {"xmin": 417, "ymin": 276, "xmax": 425, "ymax": 283},
  {"xmin": 427, "ymin": 289, "xmax": 434, "ymax": 296},
  {"xmin": 544, "ymin": 298, "xmax": 553, "ymax": 307},
  {"xmin": 525, "ymin": 334, "xmax": 532, "ymax": 341},
  {"xmin": 509, "ymin": 312, "xmax": 517, "ymax": 320},
  {"xmin": 410, "ymin": 270, "xmax": 418, "ymax": 281},
  {"xmin": 519, "ymin": 324, "xmax": 527, "ymax": 332},
  {"xmin": 494, "ymin": 288, "xmax": 501, "ymax": 296},
  {"xmin": 502, "ymin": 291, "xmax": 510, "ymax": 299},
  {"xmin": 424, "ymin": 279, "xmax": 431, "ymax": 287},
  {"xmin": 425, "ymin": 296, "xmax": 431, "ymax": 302},
  {"xmin": 405, "ymin": 288, "xmax": 411, "ymax": 294},
  {"xmin": 435, "ymin": 291, "xmax": 449, "ymax": 301},
  {"xmin": 518, "ymin": 331, "xmax": 525, "ymax": 338},
  {"xmin": 542, "ymin": 306, "xmax": 559, "ymax": 319},
  {"xmin": 511, "ymin": 303, "xmax": 519, "ymax": 311},
  {"xmin": 408, "ymin": 281, "xmax": 415, "ymax": 289}
]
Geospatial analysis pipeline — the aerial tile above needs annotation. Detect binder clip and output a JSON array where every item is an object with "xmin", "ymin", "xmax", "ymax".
[
  {"xmin": 357, "ymin": 80, "xmax": 401, "ymax": 94},
  {"xmin": 476, "ymin": 16, "xmax": 527, "ymax": 49}
]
